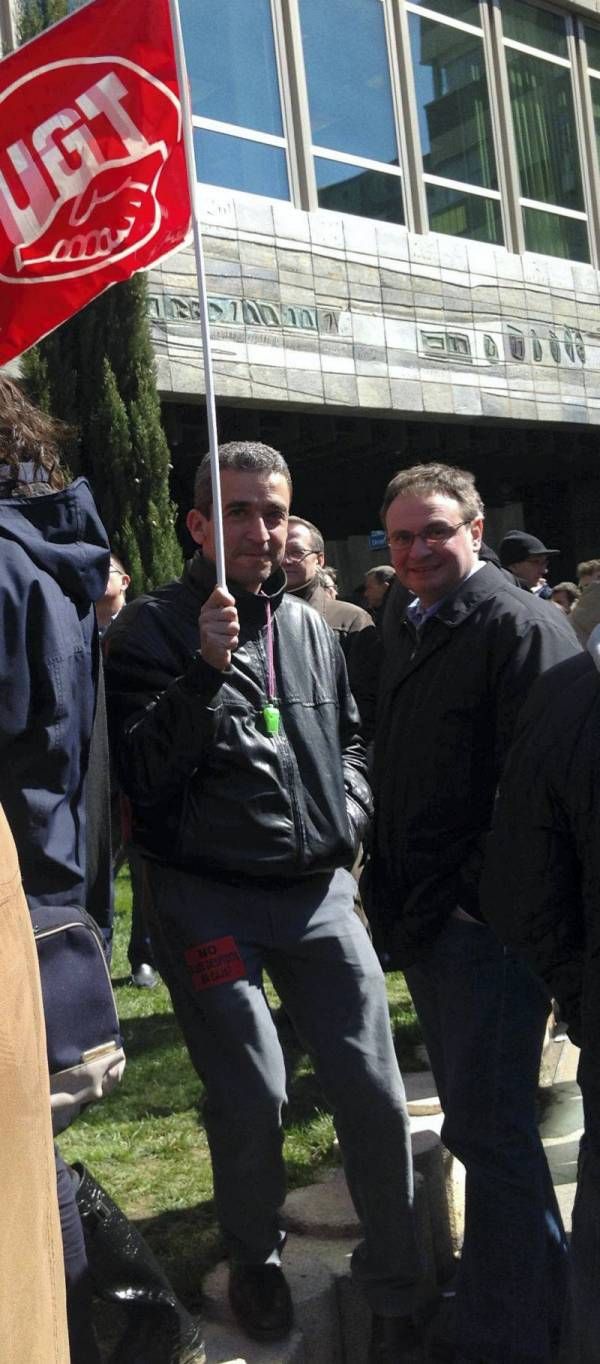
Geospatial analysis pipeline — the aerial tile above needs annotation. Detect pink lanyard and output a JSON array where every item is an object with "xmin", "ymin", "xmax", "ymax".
[
  {"xmin": 265, "ymin": 599, "xmax": 276, "ymax": 703},
  {"xmin": 263, "ymin": 600, "xmax": 280, "ymax": 736}
]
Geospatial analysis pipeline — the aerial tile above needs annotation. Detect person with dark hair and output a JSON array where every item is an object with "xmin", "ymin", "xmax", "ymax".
[
  {"xmin": 284, "ymin": 514, "xmax": 379, "ymax": 740},
  {"xmin": 97, "ymin": 553, "xmax": 131, "ymax": 635},
  {"xmin": 367, "ymin": 461, "xmax": 579, "ymax": 1364},
  {"xmin": 106, "ymin": 441, "xmax": 425, "ymax": 1364},
  {"xmin": 363, "ymin": 565, "xmax": 395, "ymax": 622},
  {"xmin": 0, "ymin": 375, "xmax": 204, "ymax": 1364}
]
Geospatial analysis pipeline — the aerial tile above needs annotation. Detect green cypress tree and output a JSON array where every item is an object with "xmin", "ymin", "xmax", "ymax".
[{"xmin": 19, "ymin": 0, "xmax": 183, "ymax": 593}]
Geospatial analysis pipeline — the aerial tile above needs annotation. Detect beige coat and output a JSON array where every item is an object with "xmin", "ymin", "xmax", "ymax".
[{"xmin": 0, "ymin": 806, "xmax": 69, "ymax": 1363}]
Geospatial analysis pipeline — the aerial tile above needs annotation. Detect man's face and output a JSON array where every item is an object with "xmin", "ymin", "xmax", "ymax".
[
  {"xmin": 385, "ymin": 492, "xmax": 483, "ymax": 607},
  {"xmin": 102, "ymin": 561, "xmax": 130, "ymax": 613},
  {"xmin": 364, "ymin": 575, "xmax": 388, "ymax": 610},
  {"xmin": 283, "ymin": 522, "xmax": 323, "ymax": 590},
  {"xmin": 186, "ymin": 469, "xmax": 290, "ymax": 592},
  {"xmin": 510, "ymin": 555, "xmax": 548, "ymax": 590}
]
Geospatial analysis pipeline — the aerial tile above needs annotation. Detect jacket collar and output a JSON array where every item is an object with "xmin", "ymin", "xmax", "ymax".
[
  {"xmin": 185, "ymin": 552, "xmax": 288, "ymax": 623},
  {"xmin": 420, "ymin": 561, "xmax": 504, "ymax": 629}
]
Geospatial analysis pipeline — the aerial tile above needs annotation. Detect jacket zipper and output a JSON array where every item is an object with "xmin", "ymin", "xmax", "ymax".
[{"xmin": 256, "ymin": 623, "xmax": 307, "ymax": 868}]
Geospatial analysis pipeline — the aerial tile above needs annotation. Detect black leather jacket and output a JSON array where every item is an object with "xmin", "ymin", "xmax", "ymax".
[{"xmin": 105, "ymin": 555, "xmax": 372, "ymax": 880}]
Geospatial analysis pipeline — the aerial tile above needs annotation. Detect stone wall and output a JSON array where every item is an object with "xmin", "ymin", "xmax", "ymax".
[{"xmin": 148, "ymin": 188, "xmax": 600, "ymax": 428}]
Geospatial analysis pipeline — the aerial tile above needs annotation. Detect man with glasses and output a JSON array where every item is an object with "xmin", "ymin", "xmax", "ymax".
[
  {"xmin": 366, "ymin": 463, "xmax": 578, "ymax": 1364},
  {"xmin": 284, "ymin": 516, "xmax": 378, "ymax": 738}
]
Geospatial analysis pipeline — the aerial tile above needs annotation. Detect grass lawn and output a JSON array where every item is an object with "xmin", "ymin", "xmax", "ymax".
[{"xmin": 59, "ymin": 867, "xmax": 421, "ymax": 1313}]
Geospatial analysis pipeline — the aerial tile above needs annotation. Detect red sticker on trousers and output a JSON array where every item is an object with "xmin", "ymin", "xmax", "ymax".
[{"xmin": 184, "ymin": 935, "xmax": 246, "ymax": 990}]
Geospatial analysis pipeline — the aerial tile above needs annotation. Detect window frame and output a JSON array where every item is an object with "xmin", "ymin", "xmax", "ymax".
[
  {"xmin": 400, "ymin": 0, "xmax": 507, "ymax": 245},
  {"xmin": 287, "ymin": 0, "xmax": 408, "ymax": 225},
  {"xmin": 190, "ymin": 0, "xmax": 294, "ymax": 204},
  {"xmin": 494, "ymin": 0, "xmax": 596, "ymax": 265},
  {"xmin": 185, "ymin": 0, "xmax": 600, "ymax": 268}
]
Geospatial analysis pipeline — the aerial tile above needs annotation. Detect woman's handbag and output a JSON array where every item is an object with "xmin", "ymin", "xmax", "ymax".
[{"xmin": 31, "ymin": 904, "xmax": 126, "ymax": 1133}]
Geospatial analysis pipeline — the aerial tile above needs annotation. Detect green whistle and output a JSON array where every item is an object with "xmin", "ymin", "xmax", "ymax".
[{"xmin": 263, "ymin": 703, "xmax": 280, "ymax": 736}]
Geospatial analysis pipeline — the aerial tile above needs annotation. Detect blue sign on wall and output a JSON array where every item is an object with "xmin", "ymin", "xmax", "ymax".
[{"xmin": 369, "ymin": 530, "xmax": 387, "ymax": 550}]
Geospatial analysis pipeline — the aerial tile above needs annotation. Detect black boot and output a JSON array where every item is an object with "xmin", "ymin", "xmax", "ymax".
[{"xmin": 73, "ymin": 1163, "xmax": 206, "ymax": 1364}]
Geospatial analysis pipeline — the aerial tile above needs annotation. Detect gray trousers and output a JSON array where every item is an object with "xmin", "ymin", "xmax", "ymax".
[{"xmin": 144, "ymin": 863, "xmax": 420, "ymax": 1315}]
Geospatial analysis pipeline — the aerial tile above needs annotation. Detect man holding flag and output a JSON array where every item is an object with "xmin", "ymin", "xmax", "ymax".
[{"xmin": 105, "ymin": 440, "xmax": 425, "ymax": 1363}]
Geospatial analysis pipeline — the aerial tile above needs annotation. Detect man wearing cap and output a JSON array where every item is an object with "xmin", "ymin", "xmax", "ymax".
[{"xmin": 499, "ymin": 530, "xmax": 560, "ymax": 597}]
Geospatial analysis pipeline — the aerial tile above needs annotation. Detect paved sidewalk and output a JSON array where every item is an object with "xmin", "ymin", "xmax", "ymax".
[{"xmin": 539, "ymin": 1035, "xmax": 582, "ymax": 1234}]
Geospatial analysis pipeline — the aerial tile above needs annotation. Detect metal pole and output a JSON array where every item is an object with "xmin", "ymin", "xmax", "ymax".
[
  {"xmin": 0, "ymin": 0, "xmax": 17, "ymax": 55},
  {"xmin": 168, "ymin": 0, "xmax": 227, "ymax": 589}
]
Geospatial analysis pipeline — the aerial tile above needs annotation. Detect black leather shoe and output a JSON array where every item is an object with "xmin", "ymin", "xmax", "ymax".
[
  {"xmin": 370, "ymin": 1313, "xmax": 426, "ymax": 1363},
  {"xmin": 228, "ymin": 1263, "xmax": 293, "ymax": 1341}
]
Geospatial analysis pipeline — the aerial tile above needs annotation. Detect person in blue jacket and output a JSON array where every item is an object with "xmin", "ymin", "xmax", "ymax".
[{"xmin": 0, "ymin": 375, "xmax": 205, "ymax": 1364}]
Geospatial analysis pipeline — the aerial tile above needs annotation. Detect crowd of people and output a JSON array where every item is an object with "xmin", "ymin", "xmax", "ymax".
[{"xmin": 0, "ymin": 372, "xmax": 597, "ymax": 1364}]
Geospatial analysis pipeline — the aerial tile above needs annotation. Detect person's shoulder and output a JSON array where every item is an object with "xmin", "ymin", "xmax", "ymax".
[
  {"xmin": 478, "ymin": 565, "xmax": 577, "ymax": 638},
  {"xmin": 326, "ymin": 597, "xmax": 374, "ymax": 633},
  {"xmin": 281, "ymin": 592, "xmax": 331, "ymax": 630},
  {"xmin": 105, "ymin": 578, "xmax": 185, "ymax": 651}
]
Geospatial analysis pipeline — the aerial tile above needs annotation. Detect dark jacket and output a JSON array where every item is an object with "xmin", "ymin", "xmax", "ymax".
[
  {"xmin": 0, "ymin": 478, "xmax": 110, "ymax": 912},
  {"xmin": 481, "ymin": 650, "xmax": 600, "ymax": 1050},
  {"xmin": 367, "ymin": 560, "xmax": 580, "ymax": 966},
  {"xmin": 105, "ymin": 554, "xmax": 372, "ymax": 881},
  {"xmin": 294, "ymin": 577, "xmax": 380, "ymax": 740}
]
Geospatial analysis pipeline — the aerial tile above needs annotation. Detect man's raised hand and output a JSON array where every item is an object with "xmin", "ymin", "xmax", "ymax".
[{"xmin": 199, "ymin": 588, "xmax": 239, "ymax": 671}]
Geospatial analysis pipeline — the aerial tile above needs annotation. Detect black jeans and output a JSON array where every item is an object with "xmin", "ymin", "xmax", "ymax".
[{"xmin": 55, "ymin": 1148, "xmax": 101, "ymax": 1364}]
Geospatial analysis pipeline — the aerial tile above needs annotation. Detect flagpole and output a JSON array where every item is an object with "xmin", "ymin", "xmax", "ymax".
[{"xmin": 168, "ymin": 0, "xmax": 227, "ymax": 589}]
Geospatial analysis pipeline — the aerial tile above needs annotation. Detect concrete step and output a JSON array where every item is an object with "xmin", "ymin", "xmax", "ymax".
[
  {"xmin": 203, "ymin": 1126, "xmax": 464, "ymax": 1363},
  {"xmin": 405, "ymin": 1070, "xmax": 441, "ymax": 1118},
  {"xmin": 201, "ymin": 1317, "xmax": 305, "ymax": 1363}
]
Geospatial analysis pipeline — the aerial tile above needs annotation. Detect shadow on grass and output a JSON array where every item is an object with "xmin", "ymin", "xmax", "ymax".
[{"xmin": 119, "ymin": 1010, "xmax": 186, "ymax": 1056}]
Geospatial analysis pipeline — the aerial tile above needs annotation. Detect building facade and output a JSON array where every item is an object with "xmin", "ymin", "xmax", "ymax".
[{"xmin": 4, "ymin": 0, "xmax": 600, "ymax": 580}]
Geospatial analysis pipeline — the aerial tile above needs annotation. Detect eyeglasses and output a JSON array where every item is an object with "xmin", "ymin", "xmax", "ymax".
[
  {"xmin": 283, "ymin": 547, "xmax": 319, "ymax": 564},
  {"xmin": 387, "ymin": 519, "xmax": 472, "ymax": 552}
]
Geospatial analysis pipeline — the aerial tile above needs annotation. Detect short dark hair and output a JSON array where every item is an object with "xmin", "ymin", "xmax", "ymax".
[
  {"xmin": 380, "ymin": 463, "xmax": 484, "ymax": 525},
  {"xmin": 365, "ymin": 565, "xmax": 395, "ymax": 586},
  {"xmin": 287, "ymin": 515, "xmax": 324, "ymax": 556},
  {"xmin": 193, "ymin": 441, "xmax": 292, "ymax": 515}
]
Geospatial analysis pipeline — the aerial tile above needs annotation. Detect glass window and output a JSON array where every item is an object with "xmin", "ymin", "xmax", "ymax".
[
  {"xmin": 408, "ymin": 7, "xmax": 502, "ymax": 244},
  {"xmin": 502, "ymin": 0, "xmax": 568, "ymax": 60},
  {"xmin": 585, "ymin": 24, "xmax": 600, "ymax": 73},
  {"xmin": 585, "ymin": 26, "xmax": 600, "ymax": 174},
  {"xmin": 182, "ymin": 0, "xmax": 283, "ymax": 136},
  {"xmin": 409, "ymin": 14, "xmax": 498, "ymax": 189},
  {"xmin": 425, "ymin": 183, "xmax": 502, "ymax": 242},
  {"xmin": 501, "ymin": 1, "xmax": 589, "ymax": 262},
  {"xmin": 299, "ymin": 0, "xmax": 399, "ymax": 164},
  {"xmin": 315, "ymin": 159, "xmax": 404, "ymax": 223},
  {"xmin": 522, "ymin": 207, "xmax": 589, "ymax": 262},
  {"xmin": 407, "ymin": 0, "xmax": 481, "ymax": 25},
  {"xmin": 194, "ymin": 130, "xmax": 290, "ymax": 201},
  {"xmin": 506, "ymin": 50, "xmax": 584, "ymax": 212}
]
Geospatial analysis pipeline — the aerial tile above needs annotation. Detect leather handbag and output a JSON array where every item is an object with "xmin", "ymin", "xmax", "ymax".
[{"xmin": 31, "ymin": 904, "xmax": 126, "ymax": 1133}]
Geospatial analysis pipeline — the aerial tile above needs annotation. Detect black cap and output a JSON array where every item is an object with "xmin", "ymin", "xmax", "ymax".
[{"xmin": 499, "ymin": 531, "xmax": 560, "ymax": 569}]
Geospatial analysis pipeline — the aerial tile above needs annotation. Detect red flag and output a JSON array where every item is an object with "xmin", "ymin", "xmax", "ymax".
[{"xmin": 0, "ymin": 0, "xmax": 190, "ymax": 364}]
